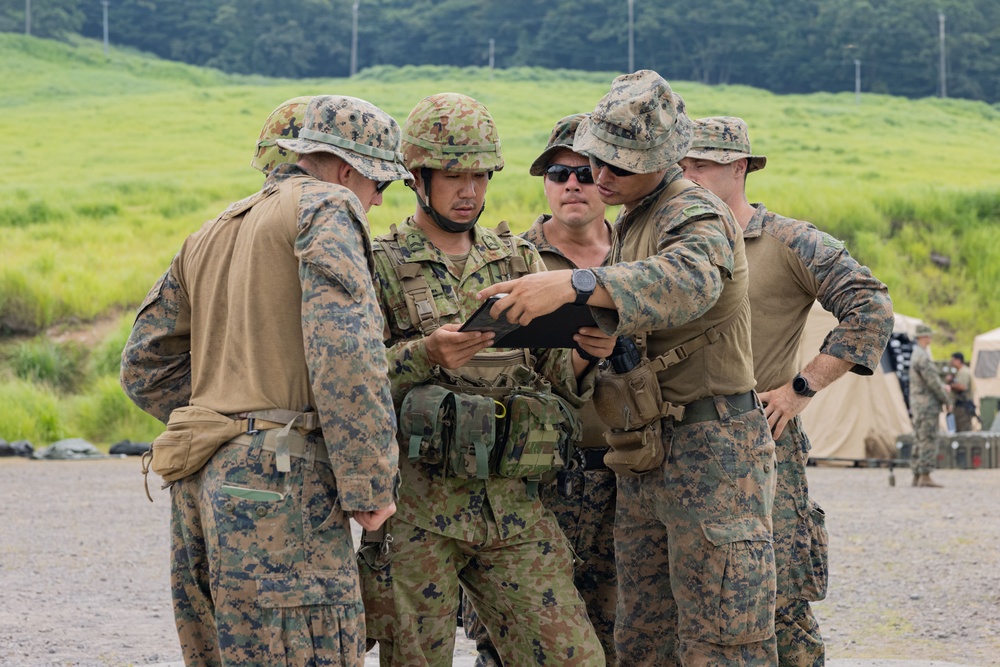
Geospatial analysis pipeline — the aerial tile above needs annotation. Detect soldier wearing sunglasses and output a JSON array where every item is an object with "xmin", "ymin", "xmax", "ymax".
[
  {"xmin": 462, "ymin": 113, "xmax": 619, "ymax": 666},
  {"xmin": 478, "ymin": 70, "xmax": 779, "ymax": 666}
]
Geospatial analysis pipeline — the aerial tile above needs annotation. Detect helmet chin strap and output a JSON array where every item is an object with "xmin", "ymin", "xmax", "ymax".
[{"xmin": 416, "ymin": 168, "xmax": 485, "ymax": 234}]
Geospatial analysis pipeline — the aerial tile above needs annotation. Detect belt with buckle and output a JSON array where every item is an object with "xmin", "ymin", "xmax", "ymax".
[{"xmin": 676, "ymin": 391, "xmax": 757, "ymax": 427}]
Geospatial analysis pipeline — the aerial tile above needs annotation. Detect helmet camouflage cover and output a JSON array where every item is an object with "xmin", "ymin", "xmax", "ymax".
[
  {"xmin": 401, "ymin": 93, "xmax": 504, "ymax": 173},
  {"xmin": 251, "ymin": 96, "xmax": 312, "ymax": 174}
]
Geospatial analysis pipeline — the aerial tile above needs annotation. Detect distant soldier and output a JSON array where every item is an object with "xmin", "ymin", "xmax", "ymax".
[
  {"xmin": 251, "ymin": 95, "xmax": 312, "ymax": 175},
  {"xmin": 947, "ymin": 352, "xmax": 975, "ymax": 432},
  {"xmin": 478, "ymin": 70, "xmax": 778, "ymax": 666},
  {"xmin": 680, "ymin": 116, "xmax": 894, "ymax": 667},
  {"xmin": 908, "ymin": 324, "xmax": 951, "ymax": 487},
  {"xmin": 462, "ymin": 113, "xmax": 619, "ymax": 666},
  {"xmin": 357, "ymin": 92, "xmax": 608, "ymax": 666},
  {"xmin": 121, "ymin": 95, "xmax": 409, "ymax": 666}
]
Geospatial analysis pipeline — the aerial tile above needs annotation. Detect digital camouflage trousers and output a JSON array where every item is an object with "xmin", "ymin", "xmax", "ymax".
[
  {"xmin": 614, "ymin": 404, "xmax": 778, "ymax": 667},
  {"xmin": 170, "ymin": 434, "xmax": 366, "ymax": 667},
  {"xmin": 771, "ymin": 417, "xmax": 828, "ymax": 667}
]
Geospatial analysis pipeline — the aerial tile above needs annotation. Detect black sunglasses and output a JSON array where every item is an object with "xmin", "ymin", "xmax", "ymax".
[
  {"xmin": 376, "ymin": 180, "xmax": 393, "ymax": 194},
  {"xmin": 591, "ymin": 157, "xmax": 636, "ymax": 178},
  {"xmin": 544, "ymin": 164, "xmax": 595, "ymax": 184}
]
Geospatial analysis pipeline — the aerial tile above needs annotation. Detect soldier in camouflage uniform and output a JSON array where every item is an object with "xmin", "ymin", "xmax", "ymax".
[
  {"xmin": 908, "ymin": 323, "xmax": 950, "ymax": 487},
  {"xmin": 357, "ymin": 93, "xmax": 609, "ymax": 667},
  {"xmin": 479, "ymin": 70, "xmax": 778, "ymax": 666},
  {"xmin": 120, "ymin": 95, "xmax": 409, "ymax": 667},
  {"xmin": 462, "ymin": 113, "xmax": 619, "ymax": 666},
  {"xmin": 680, "ymin": 116, "xmax": 894, "ymax": 667},
  {"xmin": 947, "ymin": 352, "xmax": 975, "ymax": 432}
]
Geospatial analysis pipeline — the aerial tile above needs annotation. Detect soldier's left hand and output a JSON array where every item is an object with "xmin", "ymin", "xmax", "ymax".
[
  {"xmin": 477, "ymin": 272, "xmax": 575, "ymax": 325},
  {"xmin": 758, "ymin": 382, "xmax": 811, "ymax": 440},
  {"xmin": 575, "ymin": 327, "xmax": 615, "ymax": 360}
]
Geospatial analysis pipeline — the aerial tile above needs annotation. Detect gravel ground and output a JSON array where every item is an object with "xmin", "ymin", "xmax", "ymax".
[{"xmin": 1, "ymin": 457, "xmax": 997, "ymax": 666}]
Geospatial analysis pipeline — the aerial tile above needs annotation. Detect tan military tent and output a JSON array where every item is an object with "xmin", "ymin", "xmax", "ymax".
[
  {"xmin": 972, "ymin": 327, "xmax": 1000, "ymax": 425},
  {"xmin": 793, "ymin": 302, "xmax": 913, "ymax": 460}
]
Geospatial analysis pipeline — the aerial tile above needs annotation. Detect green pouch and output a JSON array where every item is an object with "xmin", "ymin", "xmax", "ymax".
[
  {"xmin": 399, "ymin": 384, "xmax": 455, "ymax": 465},
  {"xmin": 448, "ymin": 392, "xmax": 497, "ymax": 479},
  {"xmin": 496, "ymin": 391, "xmax": 577, "ymax": 480}
]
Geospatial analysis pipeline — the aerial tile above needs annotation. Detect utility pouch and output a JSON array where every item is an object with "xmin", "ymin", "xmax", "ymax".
[
  {"xmin": 495, "ymin": 391, "xmax": 576, "ymax": 480},
  {"xmin": 148, "ymin": 405, "xmax": 246, "ymax": 484},
  {"xmin": 448, "ymin": 392, "xmax": 497, "ymax": 480},
  {"xmin": 399, "ymin": 384, "xmax": 454, "ymax": 465},
  {"xmin": 603, "ymin": 419, "xmax": 665, "ymax": 477},
  {"xmin": 593, "ymin": 361, "xmax": 664, "ymax": 431}
]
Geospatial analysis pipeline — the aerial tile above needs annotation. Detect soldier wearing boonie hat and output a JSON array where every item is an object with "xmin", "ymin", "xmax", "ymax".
[
  {"xmin": 680, "ymin": 116, "xmax": 893, "ymax": 666},
  {"xmin": 121, "ymin": 93, "xmax": 405, "ymax": 666},
  {"xmin": 477, "ymin": 70, "xmax": 779, "ymax": 665},
  {"xmin": 358, "ymin": 94, "xmax": 605, "ymax": 667},
  {"xmin": 461, "ymin": 112, "xmax": 619, "ymax": 666}
]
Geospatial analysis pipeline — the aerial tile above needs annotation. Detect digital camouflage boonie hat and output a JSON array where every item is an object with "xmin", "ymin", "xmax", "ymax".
[
  {"xmin": 915, "ymin": 323, "xmax": 933, "ymax": 337},
  {"xmin": 529, "ymin": 113, "xmax": 589, "ymax": 176},
  {"xmin": 686, "ymin": 116, "xmax": 767, "ymax": 173},
  {"xmin": 573, "ymin": 70, "xmax": 693, "ymax": 174},
  {"xmin": 251, "ymin": 96, "xmax": 312, "ymax": 175},
  {"xmin": 276, "ymin": 95, "xmax": 412, "ymax": 183},
  {"xmin": 401, "ymin": 93, "xmax": 504, "ymax": 173}
]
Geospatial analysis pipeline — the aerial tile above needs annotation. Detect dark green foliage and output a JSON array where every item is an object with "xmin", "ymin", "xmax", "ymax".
[{"xmin": 2, "ymin": 0, "xmax": 997, "ymax": 102}]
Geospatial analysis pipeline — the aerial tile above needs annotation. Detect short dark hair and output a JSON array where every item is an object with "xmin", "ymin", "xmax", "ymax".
[{"xmin": 951, "ymin": 352, "xmax": 965, "ymax": 363}]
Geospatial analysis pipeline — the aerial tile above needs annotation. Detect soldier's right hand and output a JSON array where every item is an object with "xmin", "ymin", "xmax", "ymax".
[
  {"xmin": 424, "ymin": 324, "xmax": 495, "ymax": 369},
  {"xmin": 354, "ymin": 503, "xmax": 396, "ymax": 531}
]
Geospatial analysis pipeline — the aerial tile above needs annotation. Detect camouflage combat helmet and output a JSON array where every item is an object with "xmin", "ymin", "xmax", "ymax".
[
  {"xmin": 686, "ymin": 116, "xmax": 767, "ymax": 173},
  {"xmin": 574, "ymin": 69, "xmax": 693, "ymax": 174},
  {"xmin": 529, "ymin": 113, "xmax": 589, "ymax": 176},
  {"xmin": 276, "ymin": 95, "xmax": 412, "ymax": 183},
  {"xmin": 401, "ymin": 93, "xmax": 503, "ymax": 233},
  {"xmin": 251, "ymin": 96, "xmax": 312, "ymax": 175}
]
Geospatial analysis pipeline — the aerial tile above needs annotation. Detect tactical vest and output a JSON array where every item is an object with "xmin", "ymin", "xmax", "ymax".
[
  {"xmin": 607, "ymin": 177, "xmax": 741, "ymax": 413},
  {"xmin": 375, "ymin": 222, "xmax": 580, "ymax": 492}
]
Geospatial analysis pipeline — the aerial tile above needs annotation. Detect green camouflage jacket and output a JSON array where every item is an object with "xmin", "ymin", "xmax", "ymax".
[{"xmin": 372, "ymin": 216, "xmax": 592, "ymax": 541}]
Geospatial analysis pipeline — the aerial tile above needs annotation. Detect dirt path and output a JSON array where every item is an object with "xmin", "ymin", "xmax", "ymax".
[{"xmin": 1, "ymin": 459, "xmax": 998, "ymax": 666}]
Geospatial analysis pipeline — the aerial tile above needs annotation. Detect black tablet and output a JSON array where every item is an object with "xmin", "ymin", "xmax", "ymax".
[{"xmin": 459, "ymin": 294, "xmax": 597, "ymax": 348}]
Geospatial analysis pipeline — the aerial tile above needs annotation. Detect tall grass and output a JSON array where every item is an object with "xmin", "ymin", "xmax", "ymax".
[{"xmin": 1, "ymin": 33, "xmax": 998, "ymax": 445}]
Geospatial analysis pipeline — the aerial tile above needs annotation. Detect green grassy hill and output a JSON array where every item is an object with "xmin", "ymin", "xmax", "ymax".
[{"xmin": 1, "ymin": 33, "xmax": 998, "ymax": 446}]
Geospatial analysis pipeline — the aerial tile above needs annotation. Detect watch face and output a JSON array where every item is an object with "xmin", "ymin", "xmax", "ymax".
[{"xmin": 573, "ymin": 269, "xmax": 597, "ymax": 292}]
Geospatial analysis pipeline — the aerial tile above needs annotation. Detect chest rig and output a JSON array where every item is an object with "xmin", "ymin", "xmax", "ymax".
[{"xmin": 375, "ymin": 221, "xmax": 580, "ymax": 493}]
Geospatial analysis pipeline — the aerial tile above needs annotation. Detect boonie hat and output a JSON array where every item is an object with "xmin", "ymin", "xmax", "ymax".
[
  {"xmin": 529, "ymin": 113, "xmax": 589, "ymax": 176},
  {"xmin": 276, "ymin": 95, "xmax": 412, "ymax": 182},
  {"xmin": 915, "ymin": 323, "xmax": 933, "ymax": 337},
  {"xmin": 573, "ymin": 70, "xmax": 693, "ymax": 174},
  {"xmin": 686, "ymin": 116, "xmax": 767, "ymax": 173}
]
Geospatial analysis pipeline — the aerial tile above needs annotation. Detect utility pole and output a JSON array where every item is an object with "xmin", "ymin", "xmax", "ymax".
[
  {"xmin": 854, "ymin": 59, "xmax": 861, "ymax": 105},
  {"xmin": 350, "ymin": 1, "xmax": 359, "ymax": 77},
  {"xmin": 627, "ymin": 0, "xmax": 635, "ymax": 73},
  {"xmin": 489, "ymin": 38, "xmax": 495, "ymax": 80},
  {"xmin": 102, "ymin": 0, "xmax": 110, "ymax": 56},
  {"xmin": 25, "ymin": 0, "xmax": 30, "ymax": 35},
  {"xmin": 938, "ymin": 11, "xmax": 947, "ymax": 98}
]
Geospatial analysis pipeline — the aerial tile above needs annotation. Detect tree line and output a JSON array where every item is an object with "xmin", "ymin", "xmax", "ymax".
[{"xmin": 3, "ymin": 0, "xmax": 998, "ymax": 103}]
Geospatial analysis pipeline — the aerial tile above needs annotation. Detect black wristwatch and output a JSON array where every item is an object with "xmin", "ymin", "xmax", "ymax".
[
  {"xmin": 792, "ymin": 373, "xmax": 816, "ymax": 398},
  {"xmin": 571, "ymin": 268, "xmax": 597, "ymax": 305}
]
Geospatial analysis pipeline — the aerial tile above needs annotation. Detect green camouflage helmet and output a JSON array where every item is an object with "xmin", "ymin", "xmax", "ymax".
[
  {"xmin": 529, "ymin": 113, "xmax": 589, "ymax": 176},
  {"xmin": 251, "ymin": 96, "xmax": 313, "ymax": 175},
  {"xmin": 574, "ymin": 69, "xmax": 693, "ymax": 174},
  {"xmin": 401, "ymin": 93, "xmax": 504, "ymax": 173},
  {"xmin": 686, "ymin": 116, "xmax": 767, "ymax": 173},
  {"xmin": 276, "ymin": 95, "xmax": 412, "ymax": 182}
]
